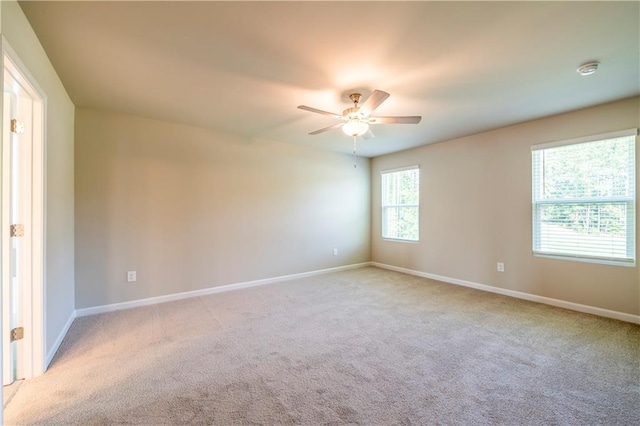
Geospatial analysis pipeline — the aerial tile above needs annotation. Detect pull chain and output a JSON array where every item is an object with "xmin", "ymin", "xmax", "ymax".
[{"xmin": 353, "ymin": 135, "xmax": 357, "ymax": 168}]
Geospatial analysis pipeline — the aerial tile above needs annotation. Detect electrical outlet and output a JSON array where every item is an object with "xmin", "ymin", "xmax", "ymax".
[
  {"xmin": 497, "ymin": 262, "xmax": 505, "ymax": 272},
  {"xmin": 333, "ymin": 248, "xmax": 338, "ymax": 256},
  {"xmin": 127, "ymin": 271, "xmax": 137, "ymax": 282}
]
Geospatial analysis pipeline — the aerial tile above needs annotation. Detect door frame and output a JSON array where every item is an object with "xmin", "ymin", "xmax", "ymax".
[{"xmin": 1, "ymin": 38, "xmax": 47, "ymax": 384}]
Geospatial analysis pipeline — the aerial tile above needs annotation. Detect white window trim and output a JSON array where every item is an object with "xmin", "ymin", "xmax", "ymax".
[
  {"xmin": 381, "ymin": 165, "xmax": 420, "ymax": 243},
  {"xmin": 531, "ymin": 129, "xmax": 638, "ymax": 266},
  {"xmin": 381, "ymin": 165, "xmax": 420, "ymax": 174},
  {"xmin": 531, "ymin": 128, "xmax": 638, "ymax": 151}
]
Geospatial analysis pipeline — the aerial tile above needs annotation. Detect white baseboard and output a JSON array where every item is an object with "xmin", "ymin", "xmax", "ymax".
[
  {"xmin": 46, "ymin": 309, "xmax": 77, "ymax": 368},
  {"xmin": 371, "ymin": 262, "xmax": 640, "ymax": 325},
  {"xmin": 76, "ymin": 262, "xmax": 371, "ymax": 317}
]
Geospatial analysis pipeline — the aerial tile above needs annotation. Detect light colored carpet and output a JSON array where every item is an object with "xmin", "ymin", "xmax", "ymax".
[{"xmin": 5, "ymin": 267, "xmax": 640, "ymax": 425}]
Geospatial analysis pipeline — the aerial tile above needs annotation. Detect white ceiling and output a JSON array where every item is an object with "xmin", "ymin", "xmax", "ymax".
[{"xmin": 19, "ymin": 1, "xmax": 640, "ymax": 157}]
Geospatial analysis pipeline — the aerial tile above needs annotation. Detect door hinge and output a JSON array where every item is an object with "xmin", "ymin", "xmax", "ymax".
[
  {"xmin": 10, "ymin": 327, "xmax": 24, "ymax": 342},
  {"xmin": 10, "ymin": 224, "xmax": 24, "ymax": 237},
  {"xmin": 10, "ymin": 119, "xmax": 25, "ymax": 135}
]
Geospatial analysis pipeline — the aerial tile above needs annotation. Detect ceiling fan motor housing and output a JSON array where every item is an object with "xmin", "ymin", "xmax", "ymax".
[{"xmin": 343, "ymin": 106, "xmax": 366, "ymax": 119}]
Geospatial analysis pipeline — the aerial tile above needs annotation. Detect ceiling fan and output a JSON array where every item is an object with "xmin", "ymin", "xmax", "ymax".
[{"xmin": 297, "ymin": 90, "xmax": 422, "ymax": 140}]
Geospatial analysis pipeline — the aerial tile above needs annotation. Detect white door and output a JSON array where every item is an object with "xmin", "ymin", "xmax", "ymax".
[
  {"xmin": 2, "ymin": 50, "xmax": 45, "ymax": 387},
  {"xmin": 2, "ymin": 67, "xmax": 32, "ymax": 386}
]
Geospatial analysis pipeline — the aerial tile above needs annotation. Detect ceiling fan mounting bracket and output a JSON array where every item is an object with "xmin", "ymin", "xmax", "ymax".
[{"xmin": 349, "ymin": 93, "xmax": 362, "ymax": 104}]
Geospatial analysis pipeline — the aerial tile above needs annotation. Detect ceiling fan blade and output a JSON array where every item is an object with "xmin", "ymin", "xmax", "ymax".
[
  {"xmin": 298, "ymin": 105, "xmax": 342, "ymax": 118},
  {"xmin": 363, "ymin": 129, "xmax": 376, "ymax": 140},
  {"xmin": 309, "ymin": 123, "xmax": 343, "ymax": 135},
  {"xmin": 369, "ymin": 116, "xmax": 422, "ymax": 124},
  {"xmin": 359, "ymin": 90, "xmax": 390, "ymax": 115}
]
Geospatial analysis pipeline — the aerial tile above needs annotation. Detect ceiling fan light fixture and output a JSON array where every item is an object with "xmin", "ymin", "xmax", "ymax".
[
  {"xmin": 342, "ymin": 120, "xmax": 369, "ymax": 137},
  {"xmin": 298, "ymin": 89, "xmax": 421, "ymax": 140}
]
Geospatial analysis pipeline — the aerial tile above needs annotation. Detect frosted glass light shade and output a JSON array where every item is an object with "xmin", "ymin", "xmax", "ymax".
[{"xmin": 342, "ymin": 120, "xmax": 369, "ymax": 136}]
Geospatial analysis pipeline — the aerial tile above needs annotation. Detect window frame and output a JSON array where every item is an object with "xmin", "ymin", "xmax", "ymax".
[
  {"xmin": 531, "ymin": 128, "xmax": 638, "ymax": 266},
  {"xmin": 381, "ymin": 165, "xmax": 420, "ymax": 243}
]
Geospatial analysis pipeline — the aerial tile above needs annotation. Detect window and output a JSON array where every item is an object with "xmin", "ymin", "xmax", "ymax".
[
  {"xmin": 382, "ymin": 166, "xmax": 419, "ymax": 241},
  {"xmin": 532, "ymin": 129, "xmax": 637, "ymax": 265}
]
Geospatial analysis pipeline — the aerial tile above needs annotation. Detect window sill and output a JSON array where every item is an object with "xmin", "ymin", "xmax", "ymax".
[
  {"xmin": 382, "ymin": 238, "xmax": 419, "ymax": 244},
  {"xmin": 533, "ymin": 252, "xmax": 635, "ymax": 267}
]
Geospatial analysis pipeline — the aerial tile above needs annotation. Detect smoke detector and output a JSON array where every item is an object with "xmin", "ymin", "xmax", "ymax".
[{"xmin": 577, "ymin": 61, "xmax": 600, "ymax": 76}]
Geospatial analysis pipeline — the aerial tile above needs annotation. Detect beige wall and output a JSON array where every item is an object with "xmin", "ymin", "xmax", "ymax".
[
  {"xmin": 2, "ymin": 1, "xmax": 75, "ymax": 355},
  {"xmin": 75, "ymin": 108, "xmax": 370, "ymax": 308},
  {"xmin": 372, "ymin": 97, "xmax": 640, "ymax": 316}
]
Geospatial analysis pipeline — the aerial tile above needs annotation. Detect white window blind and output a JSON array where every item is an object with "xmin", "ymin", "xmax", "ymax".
[
  {"xmin": 382, "ymin": 166, "xmax": 419, "ymax": 241},
  {"xmin": 531, "ymin": 129, "xmax": 637, "ymax": 264}
]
